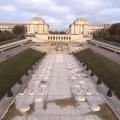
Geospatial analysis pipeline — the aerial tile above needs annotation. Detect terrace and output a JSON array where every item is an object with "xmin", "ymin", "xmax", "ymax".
[{"xmin": 3, "ymin": 54, "xmax": 118, "ymax": 120}]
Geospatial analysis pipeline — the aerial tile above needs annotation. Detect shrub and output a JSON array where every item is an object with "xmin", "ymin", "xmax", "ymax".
[{"xmin": 73, "ymin": 48, "xmax": 120, "ymax": 99}]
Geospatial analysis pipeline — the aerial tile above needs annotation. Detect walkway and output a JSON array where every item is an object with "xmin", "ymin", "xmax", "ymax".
[
  {"xmin": 0, "ymin": 42, "xmax": 33, "ymax": 63},
  {"xmin": 4, "ymin": 54, "xmax": 118, "ymax": 120},
  {"xmin": 88, "ymin": 44, "xmax": 120, "ymax": 64}
]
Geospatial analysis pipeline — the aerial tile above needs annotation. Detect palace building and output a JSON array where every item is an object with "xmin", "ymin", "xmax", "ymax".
[
  {"xmin": 26, "ymin": 17, "xmax": 49, "ymax": 35},
  {"xmin": 0, "ymin": 17, "xmax": 49, "ymax": 35},
  {"xmin": 0, "ymin": 17, "xmax": 110, "ymax": 42},
  {"xmin": 69, "ymin": 18, "xmax": 110, "ymax": 36}
]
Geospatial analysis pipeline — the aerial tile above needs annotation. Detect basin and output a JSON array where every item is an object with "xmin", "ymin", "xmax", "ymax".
[
  {"xmin": 35, "ymin": 96, "xmax": 43, "ymax": 102},
  {"xmin": 18, "ymin": 104, "xmax": 30, "ymax": 113},
  {"xmin": 75, "ymin": 96, "xmax": 86, "ymax": 102},
  {"xmin": 90, "ymin": 103, "xmax": 100, "ymax": 111}
]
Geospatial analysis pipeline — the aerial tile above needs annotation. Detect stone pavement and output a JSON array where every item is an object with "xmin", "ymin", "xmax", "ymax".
[{"xmin": 3, "ymin": 54, "xmax": 118, "ymax": 120}]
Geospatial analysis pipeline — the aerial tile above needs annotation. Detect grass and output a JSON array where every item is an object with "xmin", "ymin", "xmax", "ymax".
[
  {"xmin": 97, "ymin": 103, "xmax": 118, "ymax": 120},
  {"xmin": 84, "ymin": 103, "xmax": 118, "ymax": 120},
  {"xmin": 73, "ymin": 48, "xmax": 120, "ymax": 99},
  {"xmin": 0, "ymin": 48, "xmax": 45, "ymax": 99}
]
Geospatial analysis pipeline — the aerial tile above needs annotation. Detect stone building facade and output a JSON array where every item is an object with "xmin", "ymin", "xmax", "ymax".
[
  {"xmin": 26, "ymin": 17, "xmax": 49, "ymax": 35},
  {"xmin": 0, "ymin": 17, "xmax": 49, "ymax": 35},
  {"xmin": 69, "ymin": 18, "xmax": 110, "ymax": 37},
  {"xmin": 0, "ymin": 17, "xmax": 110, "ymax": 42}
]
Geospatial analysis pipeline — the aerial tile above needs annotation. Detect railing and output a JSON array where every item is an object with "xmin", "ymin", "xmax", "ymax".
[
  {"xmin": 88, "ymin": 40, "xmax": 120, "ymax": 53},
  {"xmin": 0, "ymin": 39, "xmax": 31, "ymax": 52}
]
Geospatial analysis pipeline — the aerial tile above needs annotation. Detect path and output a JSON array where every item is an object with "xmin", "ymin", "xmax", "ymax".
[
  {"xmin": 88, "ymin": 44, "xmax": 120, "ymax": 64},
  {"xmin": 0, "ymin": 42, "xmax": 33, "ymax": 63}
]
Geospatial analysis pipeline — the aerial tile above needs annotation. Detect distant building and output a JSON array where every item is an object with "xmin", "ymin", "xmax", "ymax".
[
  {"xmin": 0, "ymin": 17, "xmax": 49, "ymax": 35},
  {"xmin": 0, "ymin": 17, "xmax": 110, "ymax": 42},
  {"xmin": 69, "ymin": 18, "xmax": 110, "ymax": 37},
  {"xmin": 26, "ymin": 17, "xmax": 49, "ymax": 35}
]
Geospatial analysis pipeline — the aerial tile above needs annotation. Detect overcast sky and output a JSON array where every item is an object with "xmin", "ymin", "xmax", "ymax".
[{"xmin": 0, "ymin": 0, "xmax": 120, "ymax": 30}]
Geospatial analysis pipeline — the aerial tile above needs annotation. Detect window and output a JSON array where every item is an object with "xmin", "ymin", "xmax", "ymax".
[{"xmin": 80, "ymin": 25, "xmax": 83, "ymax": 34}]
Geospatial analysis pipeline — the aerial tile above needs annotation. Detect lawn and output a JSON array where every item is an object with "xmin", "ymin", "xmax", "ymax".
[
  {"xmin": 0, "ymin": 48, "xmax": 45, "ymax": 99},
  {"xmin": 73, "ymin": 48, "xmax": 120, "ymax": 99}
]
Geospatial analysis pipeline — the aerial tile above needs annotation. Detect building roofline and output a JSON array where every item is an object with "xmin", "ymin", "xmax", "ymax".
[{"xmin": 0, "ymin": 23, "xmax": 49, "ymax": 26}]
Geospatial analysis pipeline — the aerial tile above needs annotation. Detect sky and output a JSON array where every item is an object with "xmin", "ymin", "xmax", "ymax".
[{"xmin": 0, "ymin": 0, "xmax": 120, "ymax": 30}]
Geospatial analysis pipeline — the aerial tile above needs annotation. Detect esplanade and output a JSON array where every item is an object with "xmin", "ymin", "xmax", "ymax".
[{"xmin": 0, "ymin": 17, "xmax": 110, "ymax": 42}]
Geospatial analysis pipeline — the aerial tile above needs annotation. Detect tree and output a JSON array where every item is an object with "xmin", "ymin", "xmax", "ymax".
[
  {"xmin": 108, "ymin": 24, "xmax": 116, "ymax": 39},
  {"xmin": 13, "ymin": 25, "xmax": 26, "ymax": 35},
  {"xmin": 108, "ymin": 23, "xmax": 120, "ymax": 43},
  {"xmin": 85, "ymin": 65, "xmax": 89, "ymax": 71},
  {"xmin": 97, "ymin": 78, "xmax": 102, "ymax": 85},
  {"xmin": 90, "ymin": 71, "xmax": 94, "ymax": 76},
  {"xmin": 7, "ymin": 88, "xmax": 13, "ymax": 97},
  {"xmin": 115, "ymin": 23, "xmax": 120, "ymax": 35},
  {"xmin": 108, "ymin": 23, "xmax": 120, "ymax": 35},
  {"xmin": 107, "ymin": 89, "xmax": 112, "ymax": 97},
  {"xmin": 18, "ymin": 79, "xmax": 22, "ymax": 84},
  {"xmin": 49, "ymin": 30, "xmax": 66, "ymax": 34},
  {"xmin": 0, "ymin": 30, "xmax": 15, "ymax": 42}
]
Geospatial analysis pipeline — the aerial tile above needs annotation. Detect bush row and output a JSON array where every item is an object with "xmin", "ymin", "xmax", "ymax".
[
  {"xmin": 0, "ymin": 48, "xmax": 46, "ymax": 99},
  {"xmin": 73, "ymin": 48, "xmax": 120, "ymax": 99}
]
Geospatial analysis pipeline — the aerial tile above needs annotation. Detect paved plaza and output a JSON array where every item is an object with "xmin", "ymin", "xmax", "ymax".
[{"xmin": 4, "ymin": 54, "xmax": 117, "ymax": 120}]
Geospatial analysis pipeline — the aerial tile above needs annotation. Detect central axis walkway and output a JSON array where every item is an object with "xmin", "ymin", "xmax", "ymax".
[
  {"xmin": 4, "ymin": 54, "xmax": 117, "ymax": 120},
  {"xmin": 45, "ymin": 54, "xmax": 73, "ymax": 119}
]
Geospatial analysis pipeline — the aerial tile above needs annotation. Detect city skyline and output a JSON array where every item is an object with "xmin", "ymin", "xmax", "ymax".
[{"xmin": 0, "ymin": 0, "xmax": 120, "ymax": 30}]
